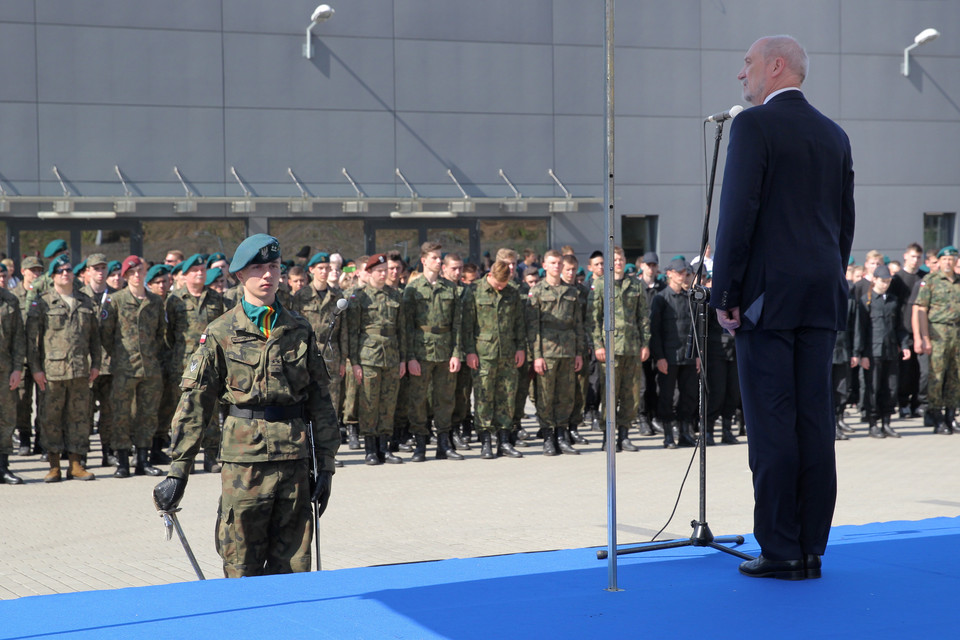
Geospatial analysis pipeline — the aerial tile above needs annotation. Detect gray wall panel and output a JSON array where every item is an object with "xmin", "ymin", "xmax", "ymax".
[
  {"xmin": 844, "ymin": 120, "xmax": 960, "ymax": 186},
  {"xmin": 223, "ymin": 108, "xmax": 397, "ymax": 197},
  {"xmin": 615, "ymin": 117, "xmax": 703, "ymax": 186},
  {"xmin": 841, "ymin": 0, "xmax": 960, "ymax": 56},
  {"xmin": 619, "ymin": 184, "xmax": 705, "ymax": 257},
  {"xmin": 554, "ymin": 115, "xmax": 602, "ymax": 197},
  {"xmin": 841, "ymin": 54, "xmax": 960, "ymax": 122},
  {"xmin": 395, "ymin": 40, "xmax": 553, "ymax": 114},
  {"xmin": 37, "ymin": 104, "xmax": 226, "ymax": 196},
  {"xmin": 224, "ymin": 0, "xmax": 395, "ymax": 38},
  {"xmin": 0, "ymin": 23, "xmax": 37, "ymax": 102},
  {"xmin": 0, "ymin": 1, "xmax": 34, "ymax": 23},
  {"xmin": 552, "ymin": 0, "xmax": 603, "ymax": 46},
  {"xmin": 394, "ymin": 0, "xmax": 554, "ymax": 44},
  {"xmin": 36, "ymin": 0, "xmax": 222, "ymax": 30},
  {"xmin": 0, "ymin": 103, "xmax": 39, "ymax": 184},
  {"xmin": 225, "ymin": 33, "xmax": 395, "ymax": 111},
  {"xmin": 614, "ymin": 0, "xmax": 702, "ymax": 50},
  {"xmin": 700, "ymin": 0, "xmax": 841, "ymax": 53},
  {"xmin": 553, "ymin": 45, "xmax": 602, "ymax": 116},
  {"xmin": 616, "ymin": 47, "xmax": 702, "ymax": 117},
  {"xmin": 37, "ymin": 25, "xmax": 223, "ymax": 106}
]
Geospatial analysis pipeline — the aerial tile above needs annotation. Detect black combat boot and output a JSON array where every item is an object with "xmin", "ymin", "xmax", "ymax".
[
  {"xmin": 451, "ymin": 428, "xmax": 471, "ymax": 451},
  {"xmin": 113, "ymin": 450, "xmax": 131, "ymax": 478},
  {"xmin": 379, "ymin": 435, "xmax": 402, "ymax": 464},
  {"xmin": 944, "ymin": 408, "xmax": 957, "ymax": 434},
  {"xmin": 463, "ymin": 414, "xmax": 475, "ymax": 443},
  {"xmin": 150, "ymin": 436, "xmax": 172, "ymax": 465},
  {"xmin": 868, "ymin": 418, "xmax": 884, "ymax": 438},
  {"xmin": 663, "ymin": 421, "xmax": 678, "ymax": 449},
  {"xmin": 135, "ymin": 448, "xmax": 163, "ymax": 476},
  {"xmin": 436, "ymin": 432, "xmax": 464, "ymax": 460},
  {"xmin": 838, "ymin": 409, "xmax": 855, "ymax": 434},
  {"xmin": 0, "ymin": 454, "xmax": 24, "ymax": 485},
  {"xmin": 347, "ymin": 423, "xmax": 361, "ymax": 450},
  {"xmin": 678, "ymin": 421, "xmax": 697, "ymax": 447},
  {"xmin": 497, "ymin": 430, "xmax": 523, "ymax": 458},
  {"xmin": 618, "ymin": 427, "xmax": 639, "ymax": 452},
  {"xmin": 411, "ymin": 434, "xmax": 428, "ymax": 462},
  {"xmin": 568, "ymin": 424, "xmax": 589, "ymax": 445},
  {"xmin": 704, "ymin": 420, "xmax": 717, "ymax": 446},
  {"xmin": 636, "ymin": 415, "xmax": 654, "ymax": 437},
  {"xmin": 364, "ymin": 436, "xmax": 381, "ymax": 465},
  {"xmin": 203, "ymin": 449, "xmax": 222, "ymax": 473},
  {"xmin": 480, "ymin": 431, "xmax": 495, "ymax": 459},
  {"xmin": 542, "ymin": 429, "xmax": 559, "ymax": 456},
  {"xmin": 17, "ymin": 434, "xmax": 30, "ymax": 457},
  {"xmin": 880, "ymin": 415, "xmax": 900, "ymax": 438},
  {"xmin": 721, "ymin": 416, "xmax": 740, "ymax": 444},
  {"xmin": 557, "ymin": 428, "xmax": 580, "ymax": 455}
]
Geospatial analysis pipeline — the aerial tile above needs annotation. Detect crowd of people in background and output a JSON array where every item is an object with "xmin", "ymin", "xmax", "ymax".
[{"xmin": 0, "ymin": 236, "xmax": 952, "ymax": 486}]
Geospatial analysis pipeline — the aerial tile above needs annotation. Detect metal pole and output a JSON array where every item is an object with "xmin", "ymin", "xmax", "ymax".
[{"xmin": 603, "ymin": 0, "xmax": 619, "ymax": 592}]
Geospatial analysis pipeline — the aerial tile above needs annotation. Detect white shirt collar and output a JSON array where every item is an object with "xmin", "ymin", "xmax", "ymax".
[{"xmin": 763, "ymin": 87, "xmax": 801, "ymax": 104}]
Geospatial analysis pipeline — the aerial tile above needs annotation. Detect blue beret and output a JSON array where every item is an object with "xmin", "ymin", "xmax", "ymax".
[
  {"xmin": 180, "ymin": 253, "xmax": 206, "ymax": 272},
  {"xmin": 206, "ymin": 252, "xmax": 227, "ymax": 268},
  {"xmin": 43, "ymin": 239, "xmax": 68, "ymax": 259},
  {"xmin": 72, "ymin": 259, "xmax": 87, "ymax": 276},
  {"xmin": 205, "ymin": 267, "xmax": 224, "ymax": 287},
  {"xmin": 107, "ymin": 260, "xmax": 122, "ymax": 275},
  {"xmin": 938, "ymin": 246, "xmax": 958, "ymax": 258},
  {"xmin": 146, "ymin": 264, "xmax": 171, "ymax": 283},
  {"xmin": 308, "ymin": 252, "xmax": 330, "ymax": 267},
  {"xmin": 229, "ymin": 234, "xmax": 281, "ymax": 274},
  {"xmin": 47, "ymin": 254, "xmax": 71, "ymax": 275}
]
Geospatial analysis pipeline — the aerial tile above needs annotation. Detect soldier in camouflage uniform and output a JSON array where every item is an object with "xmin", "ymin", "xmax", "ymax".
[
  {"xmin": 153, "ymin": 234, "xmax": 339, "ymax": 578},
  {"xmin": 166, "ymin": 254, "xmax": 227, "ymax": 472},
  {"xmin": 347, "ymin": 254, "xmax": 407, "ymax": 465},
  {"xmin": 403, "ymin": 242, "xmax": 464, "ymax": 462},
  {"xmin": 80, "ymin": 253, "xmax": 117, "ymax": 467},
  {"xmin": 527, "ymin": 250, "xmax": 585, "ymax": 456},
  {"xmin": 144, "ymin": 264, "xmax": 179, "ymax": 468},
  {"xmin": 100, "ymin": 256, "xmax": 166, "ymax": 478},
  {"xmin": 587, "ymin": 246, "xmax": 651, "ymax": 452},
  {"xmin": 0, "ymin": 278, "xmax": 26, "ymax": 484},
  {"xmin": 13, "ymin": 256, "xmax": 44, "ymax": 457},
  {"xmin": 561, "ymin": 253, "xmax": 592, "ymax": 445},
  {"xmin": 913, "ymin": 245, "xmax": 960, "ymax": 434},
  {"xmin": 26, "ymin": 254, "xmax": 101, "ymax": 482},
  {"xmin": 341, "ymin": 257, "xmax": 370, "ymax": 451},
  {"xmin": 464, "ymin": 259, "xmax": 526, "ymax": 459},
  {"xmin": 444, "ymin": 255, "xmax": 476, "ymax": 448}
]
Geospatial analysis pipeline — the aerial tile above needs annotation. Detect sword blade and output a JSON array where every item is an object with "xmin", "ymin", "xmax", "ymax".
[{"xmin": 167, "ymin": 511, "xmax": 206, "ymax": 580}]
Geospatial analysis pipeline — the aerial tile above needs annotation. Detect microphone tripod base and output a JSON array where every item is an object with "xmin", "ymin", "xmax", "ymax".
[{"xmin": 596, "ymin": 520, "xmax": 754, "ymax": 561}]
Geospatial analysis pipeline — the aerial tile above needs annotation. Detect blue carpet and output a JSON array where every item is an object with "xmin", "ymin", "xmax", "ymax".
[{"xmin": 3, "ymin": 517, "xmax": 959, "ymax": 639}]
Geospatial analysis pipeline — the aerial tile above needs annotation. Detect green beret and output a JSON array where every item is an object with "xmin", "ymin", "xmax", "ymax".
[
  {"xmin": 206, "ymin": 252, "xmax": 227, "ymax": 268},
  {"xmin": 180, "ymin": 253, "xmax": 206, "ymax": 272},
  {"xmin": 72, "ymin": 259, "xmax": 87, "ymax": 276},
  {"xmin": 171, "ymin": 262, "xmax": 183, "ymax": 275},
  {"xmin": 107, "ymin": 260, "xmax": 122, "ymax": 275},
  {"xmin": 307, "ymin": 252, "xmax": 330, "ymax": 267},
  {"xmin": 0, "ymin": 263, "xmax": 6, "ymax": 273},
  {"xmin": 624, "ymin": 263, "xmax": 636, "ymax": 274},
  {"xmin": 229, "ymin": 234, "xmax": 281, "ymax": 274},
  {"xmin": 146, "ymin": 264, "xmax": 171, "ymax": 283},
  {"xmin": 43, "ymin": 239, "xmax": 68, "ymax": 259},
  {"xmin": 848, "ymin": 256, "xmax": 856, "ymax": 266},
  {"xmin": 47, "ymin": 254, "xmax": 71, "ymax": 275},
  {"xmin": 938, "ymin": 246, "xmax": 958, "ymax": 258},
  {"xmin": 205, "ymin": 267, "xmax": 224, "ymax": 287}
]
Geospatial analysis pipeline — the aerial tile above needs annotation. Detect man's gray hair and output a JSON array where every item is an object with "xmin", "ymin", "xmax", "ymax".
[{"xmin": 763, "ymin": 35, "xmax": 809, "ymax": 83}]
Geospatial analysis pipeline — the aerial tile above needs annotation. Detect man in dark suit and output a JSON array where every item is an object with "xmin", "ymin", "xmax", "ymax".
[{"xmin": 711, "ymin": 35, "xmax": 855, "ymax": 580}]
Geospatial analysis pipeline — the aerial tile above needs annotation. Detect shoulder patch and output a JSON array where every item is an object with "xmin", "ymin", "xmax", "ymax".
[
  {"xmin": 199, "ymin": 333, "xmax": 206, "ymax": 344},
  {"xmin": 100, "ymin": 308, "xmax": 108, "ymax": 320}
]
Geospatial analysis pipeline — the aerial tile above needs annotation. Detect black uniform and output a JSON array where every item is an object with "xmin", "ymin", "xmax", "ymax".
[
  {"xmin": 649, "ymin": 286, "xmax": 697, "ymax": 446},
  {"xmin": 855, "ymin": 288, "xmax": 909, "ymax": 427},
  {"xmin": 890, "ymin": 269, "xmax": 922, "ymax": 415}
]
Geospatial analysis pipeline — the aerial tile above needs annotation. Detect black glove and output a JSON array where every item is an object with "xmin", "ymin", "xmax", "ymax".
[
  {"xmin": 310, "ymin": 470, "xmax": 333, "ymax": 517},
  {"xmin": 153, "ymin": 476, "xmax": 187, "ymax": 512}
]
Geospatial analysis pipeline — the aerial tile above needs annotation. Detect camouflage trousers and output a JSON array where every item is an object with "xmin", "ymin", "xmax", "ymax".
[
  {"xmin": 928, "ymin": 323, "xmax": 960, "ymax": 408},
  {"xmin": 570, "ymin": 364, "xmax": 588, "ymax": 428},
  {"xmin": 16, "ymin": 366, "xmax": 38, "ymax": 444},
  {"xmin": 407, "ymin": 360, "xmax": 457, "ymax": 435},
  {"xmin": 90, "ymin": 374, "xmax": 113, "ymax": 451},
  {"xmin": 157, "ymin": 368, "xmax": 179, "ymax": 443},
  {"xmin": 474, "ymin": 356, "xmax": 519, "ymax": 433},
  {"xmin": 394, "ymin": 373, "xmax": 410, "ymax": 432},
  {"xmin": 342, "ymin": 359, "xmax": 359, "ymax": 425},
  {"xmin": 40, "ymin": 377, "xmax": 92, "ymax": 455},
  {"xmin": 358, "ymin": 365, "xmax": 400, "ymax": 437},
  {"xmin": 598, "ymin": 356, "xmax": 641, "ymax": 428},
  {"xmin": 111, "ymin": 373, "xmax": 162, "ymax": 450},
  {"xmin": 322, "ymin": 354, "xmax": 342, "ymax": 412},
  {"xmin": 0, "ymin": 369, "xmax": 17, "ymax": 455},
  {"xmin": 534, "ymin": 357, "xmax": 577, "ymax": 431},
  {"xmin": 451, "ymin": 365, "xmax": 473, "ymax": 426},
  {"xmin": 216, "ymin": 460, "xmax": 312, "ymax": 578},
  {"xmin": 513, "ymin": 359, "xmax": 534, "ymax": 427}
]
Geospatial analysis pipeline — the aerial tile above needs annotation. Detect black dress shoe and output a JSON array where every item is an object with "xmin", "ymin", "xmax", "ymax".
[
  {"xmin": 738, "ymin": 555, "xmax": 806, "ymax": 580},
  {"xmin": 804, "ymin": 554, "xmax": 822, "ymax": 579}
]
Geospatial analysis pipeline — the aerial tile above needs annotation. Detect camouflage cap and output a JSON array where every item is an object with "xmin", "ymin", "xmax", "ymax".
[
  {"xmin": 229, "ymin": 234, "xmax": 281, "ymax": 274},
  {"xmin": 21, "ymin": 256, "xmax": 43, "ymax": 271},
  {"xmin": 86, "ymin": 253, "xmax": 108, "ymax": 267}
]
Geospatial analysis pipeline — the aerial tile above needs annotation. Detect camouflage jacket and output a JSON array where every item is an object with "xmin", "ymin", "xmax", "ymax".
[
  {"xmin": 526, "ymin": 280, "xmax": 584, "ymax": 360},
  {"xmin": 0, "ymin": 289, "xmax": 25, "ymax": 374},
  {"xmin": 100, "ymin": 287, "xmax": 166, "ymax": 377},
  {"xmin": 11, "ymin": 283, "xmax": 32, "ymax": 368},
  {"xmin": 81, "ymin": 284, "xmax": 114, "ymax": 375},
  {"xmin": 915, "ymin": 270, "xmax": 960, "ymax": 325},
  {"xmin": 166, "ymin": 287, "xmax": 226, "ymax": 373},
  {"xmin": 588, "ymin": 275, "xmax": 651, "ymax": 357},
  {"xmin": 290, "ymin": 283, "xmax": 348, "ymax": 368},
  {"xmin": 464, "ymin": 277, "xmax": 526, "ymax": 360},
  {"xmin": 26, "ymin": 288, "xmax": 100, "ymax": 380},
  {"xmin": 166, "ymin": 304, "xmax": 340, "ymax": 478},
  {"xmin": 347, "ymin": 284, "xmax": 406, "ymax": 368},
  {"xmin": 402, "ymin": 275, "xmax": 462, "ymax": 362},
  {"xmin": 222, "ymin": 284, "xmax": 243, "ymax": 310}
]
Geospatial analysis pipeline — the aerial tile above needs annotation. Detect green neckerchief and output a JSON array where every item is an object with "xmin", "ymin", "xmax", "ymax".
[{"xmin": 241, "ymin": 296, "xmax": 283, "ymax": 337}]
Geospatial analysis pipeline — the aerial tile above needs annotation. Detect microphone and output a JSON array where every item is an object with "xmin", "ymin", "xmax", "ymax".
[
  {"xmin": 705, "ymin": 105, "xmax": 744, "ymax": 123},
  {"xmin": 335, "ymin": 298, "xmax": 348, "ymax": 314}
]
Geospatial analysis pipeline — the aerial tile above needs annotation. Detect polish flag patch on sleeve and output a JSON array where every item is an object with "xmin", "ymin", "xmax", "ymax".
[{"xmin": 199, "ymin": 333, "xmax": 207, "ymax": 344}]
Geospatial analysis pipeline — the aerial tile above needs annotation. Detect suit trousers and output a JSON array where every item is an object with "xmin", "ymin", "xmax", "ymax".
[{"xmin": 735, "ymin": 327, "xmax": 837, "ymax": 561}]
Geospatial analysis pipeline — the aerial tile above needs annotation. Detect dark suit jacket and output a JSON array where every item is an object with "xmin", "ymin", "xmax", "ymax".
[{"xmin": 710, "ymin": 90, "xmax": 855, "ymax": 332}]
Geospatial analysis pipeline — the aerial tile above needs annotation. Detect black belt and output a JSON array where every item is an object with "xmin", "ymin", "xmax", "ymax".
[{"xmin": 228, "ymin": 403, "xmax": 303, "ymax": 421}]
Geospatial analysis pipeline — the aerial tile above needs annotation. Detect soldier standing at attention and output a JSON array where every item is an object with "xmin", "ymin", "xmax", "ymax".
[
  {"xmin": 527, "ymin": 250, "xmax": 584, "ymax": 455},
  {"xmin": 348, "ymin": 254, "xmax": 407, "ymax": 465},
  {"xmin": 154, "ymin": 234, "xmax": 338, "ymax": 578},
  {"xmin": 12, "ymin": 256, "xmax": 43, "ymax": 457},
  {"xmin": 403, "ymin": 242, "xmax": 464, "ymax": 462},
  {"xmin": 166, "ymin": 254, "xmax": 226, "ymax": 472},
  {"xmin": 0, "ymin": 271, "xmax": 25, "ymax": 484},
  {"xmin": 464, "ymin": 259, "xmax": 526, "ymax": 459},
  {"xmin": 560, "ymin": 253, "xmax": 591, "ymax": 446},
  {"xmin": 587, "ymin": 246, "xmax": 651, "ymax": 452},
  {"xmin": 26, "ymin": 254, "xmax": 100, "ymax": 482},
  {"xmin": 145, "ymin": 264, "xmax": 178, "ymax": 468},
  {"xmin": 913, "ymin": 245, "xmax": 960, "ymax": 434},
  {"xmin": 80, "ymin": 254, "xmax": 116, "ymax": 467},
  {"xmin": 444, "ymin": 255, "xmax": 475, "ymax": 449},
  {"xmin": 100, "ymin": 256, "xmax": 166, "ymax": 478}
]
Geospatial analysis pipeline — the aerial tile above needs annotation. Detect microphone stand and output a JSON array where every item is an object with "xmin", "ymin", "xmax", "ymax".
[{"xmin": 597, "ymin": 118, "xmax": 753, "ymax": 562}]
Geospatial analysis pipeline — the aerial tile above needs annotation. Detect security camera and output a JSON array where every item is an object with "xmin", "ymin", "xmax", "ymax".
[{"xmin": 311, "ymin": 4, "xmax": 334, "ymax": 24}]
